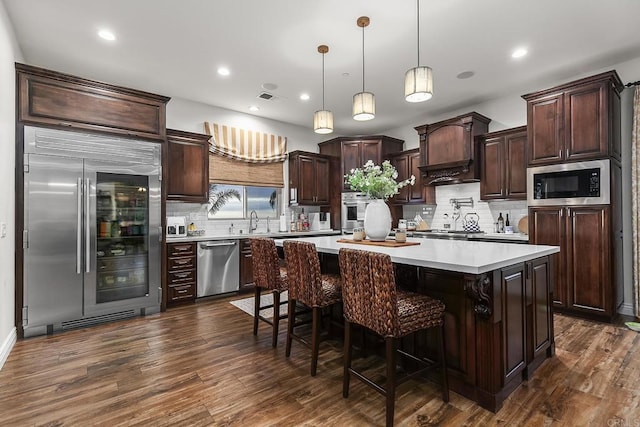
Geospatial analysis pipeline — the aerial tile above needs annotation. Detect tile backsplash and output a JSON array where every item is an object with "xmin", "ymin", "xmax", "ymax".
[
  {"xmin": 169, "ymin": 182, "xmax": 528, "ymax": 235},
  {"xmin": 425, "ymin": 182, "xmax": 528, "ymax": 233},
  {"xmin": 166, "ymin": 202, "xmax": 320, "ymax": 235}
]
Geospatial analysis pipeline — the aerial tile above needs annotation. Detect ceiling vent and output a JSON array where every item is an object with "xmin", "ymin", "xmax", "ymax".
[{"xmin": 257, "ymin": 92, "xmax": 276, "ymax": 100}]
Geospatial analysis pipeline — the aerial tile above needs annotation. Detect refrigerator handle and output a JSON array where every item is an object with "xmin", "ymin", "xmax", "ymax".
[
  {"xmin": 85, "ymin": 178, "xmax": 91, "ymax": 273},
  {"xmin": 76, "ymin": 177, "xmax": 82, "ymax": 274}
]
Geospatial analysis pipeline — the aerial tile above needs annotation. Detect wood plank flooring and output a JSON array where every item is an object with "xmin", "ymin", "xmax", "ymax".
[{"xmin": 1, "ymin": 296, "xmax": 639, "ymax": 426}]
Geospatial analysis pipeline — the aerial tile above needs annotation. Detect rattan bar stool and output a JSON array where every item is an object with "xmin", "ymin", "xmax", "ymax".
[
  {"xmin": 338, "ymin": 247, "xmax": 449, "ymax": 427},
  {"xmin": 249, "ymin": 237, "xmax": 289, "ymax": 348},
  {"xmin": 283, "ymin": 240, "xmax": 342, "ymax": 376}
]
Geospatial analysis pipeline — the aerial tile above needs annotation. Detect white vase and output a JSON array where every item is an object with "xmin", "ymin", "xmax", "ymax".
[{"xmin": 364, "ymin": 199, "xmax": 392, "ymax": 241}]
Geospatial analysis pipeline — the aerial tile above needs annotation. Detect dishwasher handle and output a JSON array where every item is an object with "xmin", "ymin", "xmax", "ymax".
[{"xmin": 200, "ymin": 241, "xmax": 237, "ymax": 249}]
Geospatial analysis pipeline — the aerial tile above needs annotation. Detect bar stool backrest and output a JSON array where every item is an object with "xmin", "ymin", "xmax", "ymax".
[
  {"xmin": 338, "ymin": 248, "xmax": 400, "ymax": 337},
  {"xmin": 283, "ymin": 240, "xmax": 323, "ymax": 307}
]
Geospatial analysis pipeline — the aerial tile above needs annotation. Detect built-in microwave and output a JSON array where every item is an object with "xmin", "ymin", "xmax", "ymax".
[{"xmin": 527, "ymin": 159, "xmax": 610, "ymax": 206}]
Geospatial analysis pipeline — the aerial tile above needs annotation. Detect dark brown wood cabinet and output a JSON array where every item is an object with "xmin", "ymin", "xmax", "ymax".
[
  {"xmin": 415, "ymin": 112, "xmax": 491, "ymax": 185},
  {"xmin": 166, "ymin": 129, "xmax": 210, "ymax": 203},
  {"xmin": 525, "ymin": 256, "xmax": 553, "ymax": 375},
  {"xmin": 16, "ymin": 63, "xmax": 170, "ymax": 141},
  {"xmin": 529, "ymin": 205, "xmax": 615, "ymax": 318},
  {"xmin": 522, "ymin": 71, "xmax": 623, "ymax": 166},
  {"xmin": 166, "ymin": 242, "xmax": 197, "ymax": 305},
  {"xmin": 239, "ymin": 239, "xmax": 255, "ymax": 293},
  {"xmin": 318, "ymin": 136, "xmax": 404, "ymax": 191},
  {"xmin": 390, "ymin": 148, "xmax": 435, "ymax": 205},
  {"xmin": 288, "ymin": 151, "xmax": 331, "ymax": 205},
  {"xmin": 480, "ymin": 126, "xmax": 527, "ymax": 200}
]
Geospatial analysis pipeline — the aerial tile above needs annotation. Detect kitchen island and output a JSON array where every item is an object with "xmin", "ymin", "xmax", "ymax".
[{"xmin": 275, "ymin": 236, "xmax": 560, "ymax": 412}]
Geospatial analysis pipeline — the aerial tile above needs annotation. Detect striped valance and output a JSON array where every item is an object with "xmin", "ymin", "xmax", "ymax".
[{"xmin": 204, "ymin": 122, "xmax": 287, "ymax": 163}]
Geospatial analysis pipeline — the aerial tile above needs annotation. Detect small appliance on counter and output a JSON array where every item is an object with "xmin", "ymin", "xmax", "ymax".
[
  {"xmin": 166, "ymin": 216, "xmax": 187, "ymax": 237},
  {"xmin": 309, "ymin": 212, "xmax": 331, "ymax": 231}
]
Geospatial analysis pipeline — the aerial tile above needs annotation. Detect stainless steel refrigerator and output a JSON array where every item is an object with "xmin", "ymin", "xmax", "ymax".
[{"xmin": 22, "ymin": 126, "xmax": 162, "ymax": 337}]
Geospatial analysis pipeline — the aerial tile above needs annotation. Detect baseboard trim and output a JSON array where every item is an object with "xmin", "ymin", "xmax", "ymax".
[
  {"xmin": 618, "ymin": 302, "xmax": 635, "ymax": 317},
  {"xmin": 0, "ymin": 327, "xmax": 17, "ymax": 371}
]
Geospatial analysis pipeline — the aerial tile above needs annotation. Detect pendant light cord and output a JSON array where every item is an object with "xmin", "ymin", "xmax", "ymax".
[
  {"xmin": 361, "ymin": 24, "xmax": 365, "ymax": 93},
  {"xmin": 416, "ymin": 0, "xmax": 420, "ymax": 66},
  {"xmin": 322, "ymin": 52, "xmax": 326, "ymax": 110}
]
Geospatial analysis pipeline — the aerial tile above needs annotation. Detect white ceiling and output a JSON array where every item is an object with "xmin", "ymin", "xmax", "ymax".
[{"xmin": 4, "ymin": 0, "xmax": 640, "ymax": 135}]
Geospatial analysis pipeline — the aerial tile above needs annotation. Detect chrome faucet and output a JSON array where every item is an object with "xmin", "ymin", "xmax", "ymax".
[
  {"xmin": 266, "ymin": 216, "xmax": 271, "ymax": 233},
  {"xmin": 249, "ymin": 210, "xmax": 259, "ymax": 233}
]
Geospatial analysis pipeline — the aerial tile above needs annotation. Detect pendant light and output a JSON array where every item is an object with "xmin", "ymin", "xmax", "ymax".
[
  {"xmin": 404, "ymin": 0, "xmax": 433, "ymax": 102},
  {"xmin": 353, "ymin": 16, "xmax": 375, "ymax": 121},
  {"xmin": 313, "ymin": 45, "xmax": 334, "ymax": 134}
]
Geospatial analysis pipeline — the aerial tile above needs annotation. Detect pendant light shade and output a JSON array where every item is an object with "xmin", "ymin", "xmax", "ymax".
[
  {"xmin": 353, "ymin": 16, "xmax": 375, "ymax": 121},
  {"xmin": 314, "ymin": 44, "xmax": 333, "ymax": 134},
  {"xmin": 352, "ymin": 91, "xmax": 375, "ymax": 121},
  {"xmin": 313, "ymin": 109, "xmax": 334, "ymax": 134},
  {"xmin": 405, "ymin": 0, "xmax": 433, "ymax": 103},
  {"xmin": 405, "ymin": 66, "xmax": 433, "ymax": 102}
]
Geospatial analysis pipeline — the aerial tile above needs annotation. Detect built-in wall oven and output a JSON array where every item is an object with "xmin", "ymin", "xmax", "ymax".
[
  {"xmin": 341, "ymin": 192, "xmax": 372, "ymax": 233},
  {"xmin": 527, "ymin": 159, "xmax": 610, "ymax": 206}
]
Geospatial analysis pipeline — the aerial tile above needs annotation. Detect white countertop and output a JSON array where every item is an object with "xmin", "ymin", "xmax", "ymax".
[
  {"xmin": 166, "ymin": 229, "xmax": 341, "ymax": 243},
  {"xmin": 274, "ymin": 235, "xmax": 558, "ymax": 275},
  {"xmin": 476, "ymin": 232, "xmax": 529, "ymax": 242}
]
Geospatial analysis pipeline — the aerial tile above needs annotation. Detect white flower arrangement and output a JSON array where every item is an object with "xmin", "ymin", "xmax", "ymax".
[{"xmin": 345, "ymin": 160, "xmax": 415, "ymax": 200}]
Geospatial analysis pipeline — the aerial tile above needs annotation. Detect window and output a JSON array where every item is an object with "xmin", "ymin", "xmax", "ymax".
[{"xmin": 208, "ymin": 184, "xmax": 280, "ymax": 219}]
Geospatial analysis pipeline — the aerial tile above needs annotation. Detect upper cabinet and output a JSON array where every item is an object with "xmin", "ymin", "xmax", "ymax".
[
  {"xmin": 522, "ymin": 70, "xmax": 623, "ymax": 166},
  {"xmin": 288, "ymin": 151, "xmax": 333, "ymax": 205},
  {"xmin": 415, "ymin": 112, "xmax": 491, "ymax": 185},
  {"xmin": 390, "ymin": 148, "xmax": 435, "ymax": 205},
  {"xmin": 318, "ymin": 136, "xmax": 404, "ymax": 191},
  {"xmin": 166, "ymin": 129, "xmax": 210, "ymax": 203},
  {"xmin": 16, "ymin": 63, "xmax": 170, "ymax": 141},
  {"xmin": 480, "ymin": 126, "xmax": 527, "ymax": 201}
]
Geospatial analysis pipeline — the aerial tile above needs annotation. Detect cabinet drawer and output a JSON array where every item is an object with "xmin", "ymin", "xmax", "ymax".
[
  {"xmin": 168, "ymin": 283, "xmax": 196, "ymax": 302},
  {"xmin": 168, "ymin": 268, "xmax": 196, "ymax": 284},
  {"xmin": 168, "ymin": 242, "xmax": 196, "ymax": 257},
  {"xmin": 168, "ymin": 256, "xmax": 196, "ymax": 271}
]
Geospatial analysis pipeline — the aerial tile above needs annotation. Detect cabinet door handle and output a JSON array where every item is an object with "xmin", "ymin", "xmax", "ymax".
[
  {"xmin": 177, "ymin": 289, "xmax": 189, "ymax": 294},
  {"xmin": 175, "ymin": 272, "xmax": 190, "ymax": 278}
]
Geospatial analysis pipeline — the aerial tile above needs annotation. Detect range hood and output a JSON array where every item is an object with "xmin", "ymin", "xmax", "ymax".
[{"xmin": 415, "ymin": 112, "xmax": 491, "ymax": 185}]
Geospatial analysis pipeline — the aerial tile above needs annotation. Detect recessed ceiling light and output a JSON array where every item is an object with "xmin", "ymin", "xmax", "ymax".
[
  {"xmin": 511, "ymin": 48, "xmax": 528, "ymax": 59},
  {"xmin": 300, "ymin": 93, "xmax": 310, "ymax": 101},
  {"xmin": 217, "ymin": 67, "xmax": 230, "ymax": 76},
  {"xmin": 456, "ymin": 71, "xmax": 475, "ymax": 79},
  {"xmin": 262, "ymin": 83, "xmax": 278, "ymax": 90},
  {"xmin": 249, "ymin": 105, "xmax": 260, "ymax": 112},
  {"xmin": 97, "ymin": 29, "xmax": 116, "ymax": 41}
]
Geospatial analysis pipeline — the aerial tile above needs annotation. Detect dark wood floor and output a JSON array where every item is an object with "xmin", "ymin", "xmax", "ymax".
[{"xmin": 1, "ymin": 296, "xmax": 639, "ymax": 426}]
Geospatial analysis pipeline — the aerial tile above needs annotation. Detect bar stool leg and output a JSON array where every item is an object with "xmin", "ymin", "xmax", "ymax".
[
  {"xmin": 343, "ymin": 320, "xmax": 352, "ymax": 398},
  {"xmin": 438, "ymin": 323, "xmax": 449, "ymax": 402},
  {"xmin": 385, "ymin": 337, "xmax": 397, "ymax": 427},
  {"xmin": 285, "ymin": 299, "xmax": 296, "ymax": 357},
  {"xmin": 310, "ymin": 306, "xmax": 321, "ymax": 376},
  {"xmin": 272, "ymin": 290, "xmax": 281, "ymax": 348},
  {"xmin": 253, "ymin": 286, "xmax": 261, "ymax": 336}
]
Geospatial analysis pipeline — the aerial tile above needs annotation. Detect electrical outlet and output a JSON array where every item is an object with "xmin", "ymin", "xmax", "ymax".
[{"xmin": 0, "ymin": 222, "xmax": 6, "ymax": 238}]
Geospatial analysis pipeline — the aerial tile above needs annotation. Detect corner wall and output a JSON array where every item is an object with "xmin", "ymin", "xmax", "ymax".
[{"xmin": 0, "ymin": 0, "xmax": 24, "ymax": 369}]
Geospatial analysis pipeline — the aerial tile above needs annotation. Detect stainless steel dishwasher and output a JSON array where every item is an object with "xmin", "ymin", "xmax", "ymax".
[{"xmin": 197, "ymin": 240, "xmax": 239, "ymax": 297}]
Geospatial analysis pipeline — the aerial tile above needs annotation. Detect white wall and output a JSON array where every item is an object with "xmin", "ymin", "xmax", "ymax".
[
  {"xmin": 0, "ymin": 0, "xmax": 24, "ymax": 369},
  {"xmin": 166, "ymin": 97, "xmax": 323, "ymax": 153}
]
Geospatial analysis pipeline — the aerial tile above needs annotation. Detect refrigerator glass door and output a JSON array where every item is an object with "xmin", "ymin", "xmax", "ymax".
[
  {"xmin": 84, "ymin": 160, "xmax": 161, "ymax": 316},
  {"xmin": 24, "ymin": 154, "xmax": 84, "ymax": 327}
]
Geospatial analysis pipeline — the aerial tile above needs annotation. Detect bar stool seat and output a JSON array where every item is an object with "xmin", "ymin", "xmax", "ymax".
[
  {"xmin": 338, "ymin": 247, "xmax": 449, "ymax": 427},
  {"xmin": 249, "ymin": 237, "xmax": 289, "ymax": 348}
]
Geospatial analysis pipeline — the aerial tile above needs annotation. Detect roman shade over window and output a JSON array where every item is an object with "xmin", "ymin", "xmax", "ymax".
[{"xmin": 204, "ymin": 122, "xmax": 286, "ymax": 187}]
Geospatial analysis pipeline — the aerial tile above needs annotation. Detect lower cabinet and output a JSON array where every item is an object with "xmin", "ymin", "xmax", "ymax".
[
  {"xmin": 166, "ymin": 242, "xmax": 197, "ymax": 305},
  {"xmin": 529, "ymin": 205, "xmax": 614, "ymax": 318},
  {"xmin": 239, "ymin": 239, "xmax": 255, "ymax": 293}
]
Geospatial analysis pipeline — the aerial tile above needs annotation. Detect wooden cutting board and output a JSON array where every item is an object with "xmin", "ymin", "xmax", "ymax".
[
  {"xmin": 336, "ymin": 238, "xmax": 421, "ymax": 248},
  {"xmin": 518, "ymin": 216, "xmax": 529, "ymax": 235}
]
